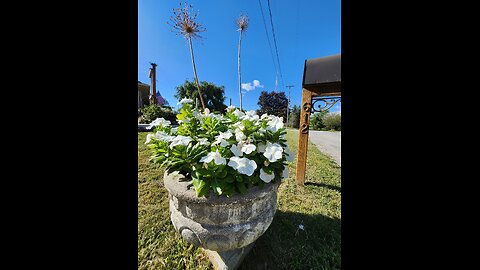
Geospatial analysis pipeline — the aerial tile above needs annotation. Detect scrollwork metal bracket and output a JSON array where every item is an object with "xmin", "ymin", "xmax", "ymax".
[{"xmin": 310, "ymin": 96, "xmax": 341, "ymax": 114}]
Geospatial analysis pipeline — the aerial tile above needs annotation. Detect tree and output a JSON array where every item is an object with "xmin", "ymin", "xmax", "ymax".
[
  {"xmin": 257, "ymin": 91, "xmax": 288, "ymax": 120},
  {"xmin": 169, "ymin": 2, "xmax": 207, "ymax": 110},
  {"xmin": 174, "ymin": 80, "xmax": 227, "ymax": 113},
  {"xmin": 288, "ymin": 105, "xmax": 301, "ymax": 128},
  {"xmin": 310, "ymin": 110, "xmax": 329, "ymax": 131},
  {"xmin": 323, "ymin": 112, "xmax": 341, "ymax": 131}
]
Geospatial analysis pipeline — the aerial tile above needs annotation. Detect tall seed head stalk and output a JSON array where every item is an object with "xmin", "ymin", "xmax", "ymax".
[
  {"xmin": 168, "ymin": 2, "xmax": 207, "ymax": 110},
  {"xmin": 236, "ymin": 14, "xmax": 249, "ymax": 111}
]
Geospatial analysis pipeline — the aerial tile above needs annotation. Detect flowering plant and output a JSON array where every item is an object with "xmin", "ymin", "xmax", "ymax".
[{"xmin": 145, "ymin": 98, "xmax": 294, "ymax": 197}]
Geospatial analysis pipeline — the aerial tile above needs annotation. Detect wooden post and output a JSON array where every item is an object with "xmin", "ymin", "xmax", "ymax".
[
  {"xmin": 296, "ymin": 88, "xmax": 313, "ymax": 185},
  {"xmin": 149, "ymin": 63, "xmax": 157, "ymax": 105}
]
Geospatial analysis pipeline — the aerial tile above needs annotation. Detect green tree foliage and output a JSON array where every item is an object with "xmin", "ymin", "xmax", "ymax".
[
  {"xmin": 323, "ymin": 112, "xmax": 341, "ymax": 131},
  {"xmin": 257, "ymin": 91, "xmax": 288, "ymax": 120},
  {"xmin": 288, "ymin": 105, "xmax": 301, "ymax": 128},
  {"xmin": 310, "ymin": 110, "xmax": 329, "ymax": 131},
  {"xmin": 174, "ymin": 80, "xmax": 227, "ymax": 113},
  {"xmin": 140, "ymin": 104, "xmax": 177, "ymax": 124}
]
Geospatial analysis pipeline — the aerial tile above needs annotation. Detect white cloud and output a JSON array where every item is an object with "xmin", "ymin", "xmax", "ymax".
[
  {"xmin": 241, "ymin": 79, "xmax": 264, "ymax": 93},
  {"xmin": 241, "ymin": 83, "xmax": 255, "ymax": 91}
]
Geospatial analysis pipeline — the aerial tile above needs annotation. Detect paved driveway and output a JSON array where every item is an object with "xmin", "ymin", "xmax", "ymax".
[{"xmin": 308, "ymin": 130, "xmax": 341, "ymax": 166}]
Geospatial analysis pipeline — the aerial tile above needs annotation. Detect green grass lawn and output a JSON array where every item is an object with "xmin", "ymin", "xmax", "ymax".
[{"xmin": 138, "ymin": 129, "xmax": 341, "ymax": 270}]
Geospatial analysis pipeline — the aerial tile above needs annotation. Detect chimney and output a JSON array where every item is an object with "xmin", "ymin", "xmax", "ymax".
[{"xmin": 149, "ymin": 63, "xmax": 158, "ymax": 105}]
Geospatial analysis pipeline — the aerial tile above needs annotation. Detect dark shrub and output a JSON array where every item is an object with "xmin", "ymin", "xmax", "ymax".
[{"xmin": 140, "ymin": 105, "xmax": 177, "ymax": 124}]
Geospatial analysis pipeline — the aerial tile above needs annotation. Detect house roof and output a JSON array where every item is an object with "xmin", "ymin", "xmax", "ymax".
[{"xmin": 138, "ymin": 81, "xmax": 150, "ymax": 87}]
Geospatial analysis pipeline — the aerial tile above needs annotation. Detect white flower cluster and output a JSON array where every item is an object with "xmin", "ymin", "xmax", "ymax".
[
  {"xmin": 146, "ymin": 107, "xmax": 294, "ymax": 185},
  {"xmin": 150, "ymin": 117, "xmax": 171, "ymax": 128}
]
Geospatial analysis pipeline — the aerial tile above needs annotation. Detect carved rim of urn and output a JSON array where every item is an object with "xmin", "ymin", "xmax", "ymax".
[{"xmin": 163, "ymin": 171, "xmax": 281, "ymax": 251}]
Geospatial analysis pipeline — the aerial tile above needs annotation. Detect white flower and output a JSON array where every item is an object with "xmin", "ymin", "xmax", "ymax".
[
  {"xmin": 211, "ymin": 113, "xmax": 226, "ymax": 121},
  {"xmin": 227, "ymin": 105, "xmax": 236, "ymax": 112},
  {"xmin": 219, "ymin": 131, "xmax": 233, "ymax": 140},
  {"xmin": 232, "ymin": 109, "xmax": 245, "ymax": 118},
  {"xmin": 213, "ymin": 131, "xmax": 233, "ymax": 146},
  {"xmin": 169, "ymin": 135, "xmax": 193, "ymax": 149},
  {"xmin": 232, "ymin": 122, "xmax": 245, "ymax": 130},
  {"xmin": 245, "ymin": 110, "xmax": 257, "ymax": 117},
  {"xmin": 179, "ymin": 98, "xmax": 193, "ymax": 104},
  {"xmin": 257, "ymin": 143, "xmax": 266, "ymax": 153},
  {"xmin": 145, "ymin": 133, "xmax": 154, "ymax": 144},
  {"xmin": 170, "ymin": 127, "xmax": 178, "ymax": 134},
  {"xmin": 154, "ymin": 131, "xmax": 175, "ymax": 142},
  {"xmin": 192, "ymin": 111, "xmax": 203, "ymax": 119},
  {"xmin": 150, "ymin": 117, "xmax": 171, "ymax": 127},
  {"xmin": 230, "ymin": 143, "xmax": 243, "ymax": 157},
  {"xmin": 228, "ymin": 157, "xmax": 257, "ymax": 176},
  {"xmin": 284, "ymin": 147, "xmax": 295, "ymax": 162},
  {"xmin": 235, "ymin": 128, "xmax": 246, "ymax": 142},
  {"xmin": 261, "ymin": 113, "xmax": 270, "ymax": 120},
  {"xmin": 199, "ymin": 151, "xmax": 226, "ymax": 165},
  {"xmin": 259, "ymin": 168, "xmax": 275, "ymax": 183},
  {"xmin": 145, "ymin": 132, "xmax": 174, "ymax": 144},
  {"xmin": 219, "ymin": 139, "xmax": 230, "ymax": 147},
  {"xmin": 241, "ymin": 144, "xmax": 256, "ymax": 154},
  {"xmin": 204, "ymin": 108, "xmax": 210, "ymax": 116},
  {"xmin": 282, "ymin": 167, "xmax": 289, "ymax": 178},
  {"xmin": 263, "ymin": 142, "xmax": 284, "ymax": 162},
  {"xmin": 266, "ymin": 116, "xmax": 284, "ymax": 132},
  {"xmin": 197, "ymin": 138, "xmax": 210, "ymax": 146},
  {"xmin": 248, "ymin": 114, "xmax": 260, "ymax": 122},
  {"xmin": 243, "ymin": 110, "xmax": 260, "ymax": 122}
]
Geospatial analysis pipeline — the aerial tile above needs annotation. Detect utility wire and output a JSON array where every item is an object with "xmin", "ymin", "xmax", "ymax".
[
  {"xmin": 258, "ymin": 0, "xmax": 279, "ymax": 88},
  {"xmin": 266, "ymin": 0, "xmax": 285, "ymax": 91}
]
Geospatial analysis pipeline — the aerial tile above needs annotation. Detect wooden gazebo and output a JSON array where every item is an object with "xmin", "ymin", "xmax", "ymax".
[{"xmin": 296, "ymin": 54, "xmax": 341, "ymax": 185}]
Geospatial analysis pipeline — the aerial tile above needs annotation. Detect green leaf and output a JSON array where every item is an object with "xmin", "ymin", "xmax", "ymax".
[
  {"xmin": 192, "ymin": 178, "xmax": 210, "ymax": 197},
  {"xmin": 236, "ymin": 181, "xmax": 247, "ymax": 194},
  {"xmin": 211, "ymin": 180, "xmax": 224, "ymax": 196},
  {"xmin": 224, "ymin": 176, "xmax": 235, "ymax": 183},
  {"xmin": 223, "ymin": 184, "xmax": 234, "ymax": 197},
  {"xmin": 215, "ymin": 169, "xmax": 228, "ymax": 178}
]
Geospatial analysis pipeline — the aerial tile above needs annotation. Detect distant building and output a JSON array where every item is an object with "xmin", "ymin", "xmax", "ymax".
[
  {"xmin": 138, "ymin": 81, "xmax": 150, "ymax": 109},
  {"xmin": 138, "ymin": 81, "xmax": 169, "ymax": 109}
]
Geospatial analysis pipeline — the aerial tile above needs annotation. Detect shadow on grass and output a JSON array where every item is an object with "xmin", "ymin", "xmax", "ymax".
[
  {"xmin": 239, "ymin": 210, "xmax": 341, "ymax": 270},
  {"xmin": 304, "ymin": 182, "xmax": 341, "ymax": 193}
]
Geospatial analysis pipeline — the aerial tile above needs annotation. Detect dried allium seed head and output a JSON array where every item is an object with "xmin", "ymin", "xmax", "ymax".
[
  {"xmin": 168, "ymin": 2, "xmax": 205, "ymax": 40},
  {"xmin": 236, "ymin": 14, "xmax": 249, "ymax": 32}
]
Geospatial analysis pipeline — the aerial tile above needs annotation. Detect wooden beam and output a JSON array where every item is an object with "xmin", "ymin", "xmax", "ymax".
[
  {"xmin": 304, "ymin": 82, "xmax": 341, "ymax": 96},
  {"xmin": 296, "ymin": 88, "xmax": 313, "ymax": 185},
  {"xmin": 312, "ymin": 92, "xmax": 342, "ymax": 97}
]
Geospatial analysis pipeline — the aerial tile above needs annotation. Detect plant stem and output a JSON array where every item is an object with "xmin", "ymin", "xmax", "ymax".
[
  {"xmin": 238, "ymin": 30, "xmax": 243, "ymax": 110},
  {"xmin": 188, "ymin": 36, "xmax": 206, "ymax": 110}
]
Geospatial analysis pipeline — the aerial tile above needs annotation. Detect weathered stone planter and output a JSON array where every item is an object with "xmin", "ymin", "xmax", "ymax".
[{"xmin": 163, "ymin": 171, "xmax": 280, "ymax": 252}]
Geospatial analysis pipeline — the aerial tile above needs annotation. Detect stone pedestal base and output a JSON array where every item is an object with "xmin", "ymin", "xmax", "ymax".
[{"xmin": 202, "ymin": 242, "xmax": 255, "ymax": 270}]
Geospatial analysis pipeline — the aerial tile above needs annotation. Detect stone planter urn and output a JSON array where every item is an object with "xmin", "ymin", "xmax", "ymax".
[{"xmin": 163, "ymin": 171, "xmax": 281, "ymax": 269}]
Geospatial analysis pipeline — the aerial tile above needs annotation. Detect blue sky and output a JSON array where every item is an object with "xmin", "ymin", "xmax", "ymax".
[{"xmin": 138, "ymin": 0, "xmax": 340, "ymax": 113}]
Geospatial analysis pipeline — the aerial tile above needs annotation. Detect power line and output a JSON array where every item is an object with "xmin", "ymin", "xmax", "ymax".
[
  {"xmin": 266, "ymin": 0, "xmax": 285, "ymax": 91},
  {"xmin": 258, "ymin": 0, "xmax": 279, "ymax": 85}
]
